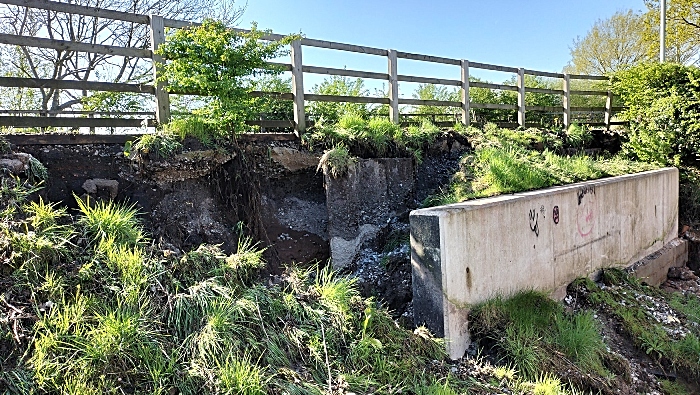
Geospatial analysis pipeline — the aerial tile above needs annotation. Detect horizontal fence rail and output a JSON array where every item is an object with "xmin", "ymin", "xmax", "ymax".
[{"xmin": 0, "ymin": 0, "xmax": 624, "ymax": 134}]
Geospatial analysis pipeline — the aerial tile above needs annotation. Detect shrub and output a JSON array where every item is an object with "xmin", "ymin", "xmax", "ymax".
[
  {"xmin": 611, "ymin": 63, "xmax": 700, "ymax": 166},
  {"xmin": 156, "ymin": 20, "xmax": 298, "ymax": 139}
]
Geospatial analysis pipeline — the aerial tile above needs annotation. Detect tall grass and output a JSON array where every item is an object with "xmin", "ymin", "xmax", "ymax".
[
  {"xmin": 76, "ymin": 194, "xmax": 144, "ymax": 246},
  {"xmin": 470, "ymin": 290, "xmax": 608, "ymax": 381},
  {"xmin": 427, "ymin": 143, "xmax": 658, "ymax": 206}
]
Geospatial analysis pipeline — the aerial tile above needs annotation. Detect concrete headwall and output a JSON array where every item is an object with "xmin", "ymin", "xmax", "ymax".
[{"xmin": 411, "ymin": 168, "xmax": 680, "ymax": 359}]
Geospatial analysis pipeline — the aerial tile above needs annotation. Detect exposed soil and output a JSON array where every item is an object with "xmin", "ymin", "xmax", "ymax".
[{"xmin": 4, "ymin": 133, "xmax": 700, "ymax": 394}]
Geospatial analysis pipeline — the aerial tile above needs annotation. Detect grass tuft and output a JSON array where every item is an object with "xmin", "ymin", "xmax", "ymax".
[
  {"xmin": 317, "ymin": 144, "xmax": 356, "ymax": 178},
  {"xmin": 76, "ymin": 194, "xmax": 144, "ymax": 246}
]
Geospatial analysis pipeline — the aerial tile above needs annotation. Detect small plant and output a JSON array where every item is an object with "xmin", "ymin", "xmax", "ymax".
[
  {"xmin": 27, "ymin": 156, "xmax": 48, "ymax": 183},
  {"xmin": 217, "ymin": 355, "xmax": 267, "ymax": 395},
  {"xmin": 75, "ymin": 195, "xmax": 143, "ymax": 246},
  {"xmin": 566, "ymin": 123, "xmax": 593, "ymax": 149},
  {"xmin": 129, "ymin": 131, "xmax": 183, "ymax": 159},
  {"xmin": 317, "ymin": 144, "xmax": 356, "ymax": 178},
  {"xmin": 217, "ymin": 238, "xmax": 266, "ymax": 287},
  {"xmin": 24, "ymin": 197, "xmax": 67, "ymax": 231},
  {"xmin": 0, "ymin": 136, "xmax": 11, "ymax": 154}
]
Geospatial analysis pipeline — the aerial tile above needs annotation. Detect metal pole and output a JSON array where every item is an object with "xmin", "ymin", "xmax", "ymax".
[{"xmin": 660, "ymin": 0, "xmax": 666, "ymax": 62}]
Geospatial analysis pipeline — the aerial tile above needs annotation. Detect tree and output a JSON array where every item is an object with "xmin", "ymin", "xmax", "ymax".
[
  {"xmin": 156, "ymin": 20, "xmax": 296, "ymax": 136},
  {"xmin": 411, "ymin": 83, "xmax": 459, "ymax": 116},
  {"xmin": 0, "ymin": 0, "xmax": 242, "ymax": 113},
  {"xmin": 611, "ymin": 63, "xmax": 700, "ymax": 166},
  {"xmin": 307, "ymin": 76, "xmax": 370, "ymax": 124},
  {"xmin": 643, "ymin": 0, "xmax": 700, "ymax": 64},
  {"xmin": 567, "ymin": 10, "xmax": 653, "ymax": 75}
]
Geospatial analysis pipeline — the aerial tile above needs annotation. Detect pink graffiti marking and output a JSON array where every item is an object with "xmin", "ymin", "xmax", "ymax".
[{"xmin": 576, "ymin": 187, "xmax": 596, "ymax": 237}]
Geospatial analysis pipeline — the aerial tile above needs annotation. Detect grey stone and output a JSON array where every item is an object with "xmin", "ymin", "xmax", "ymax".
[
  {"xmin": 0, "ymin": 158, "xmax": 25, "ymax": 174},
  {"xmin": 82, "ymin": 178, "xmax": 119, "ymax": 199},
  {"xmin": 324, "ymin": 158, "xmax": 414, "ymax": 269}
]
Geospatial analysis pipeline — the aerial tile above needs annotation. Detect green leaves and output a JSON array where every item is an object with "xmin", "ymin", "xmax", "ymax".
[
  {"xmin": 157, "ymin": 20, "xmax": 299, "ymax": 136},
  {"xmin": 612, "ymin": 63, "xmax": 700, "ymax": 166}
]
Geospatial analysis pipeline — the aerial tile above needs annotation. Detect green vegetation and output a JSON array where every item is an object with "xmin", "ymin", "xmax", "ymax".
[
  {"xmin": 306, "ymin": 113, "xmax": 443, "ymax": 163},
  {"xmin": 156, "ymin": 19, "xmax": 298, "ymax": 140},
  {"xmin": 317, "ymin": 144, "xmax": 356, "ymax": 178},
  {"xmin": 612, "ymin": 63, "xmax": 700, "ymax": 167},
  {"xmin": 573, "ymin": 269, "xmax": 700, "ymax": 381},
  {"xmin": 2, "ymin": 178, "xmax": 452, "ymax": 393},
  {"xmin": 308, "ymin": 76, "xmax": 374, "ymax": 124},
  {"xmin": 1, "ymin": 167, "xmax": 624, "ymax": 395},
  {"xmin": 470, "ymin": 291, "xmax": 609, "ymax": 382},
  {"xmin": 127, "ymin": 131, "xmax": 184, "ymax": 159},
  {"xmin": 425, "ymin": 124, "xmax": 657, "ymax": 206},
  {"xmin": 0, "ymin": 136, "xmax": 10, "ymax": 154}
]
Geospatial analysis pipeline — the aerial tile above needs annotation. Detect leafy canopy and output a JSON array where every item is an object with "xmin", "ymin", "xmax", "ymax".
[
  {"xmin": 611, "ymin": 62, "xmax": 700, "ymax": 166},
  {"xmin": 157, "ymin": 20, "xmax": 298, "ymax": 137}
]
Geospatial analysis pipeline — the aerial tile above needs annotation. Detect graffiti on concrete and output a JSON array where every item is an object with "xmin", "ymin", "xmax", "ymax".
[
  {"xmin": 576, "ymin": 186, "xmax": 596, "ymax": 237},
  {"xmin": 529, "ymin": 208, "xmax": 540, "ymax": 237},
  {"xmin": 553, "ymin": 205, "xmax": 560, "ymax": 224},
  {"xmin": 577, "ymin": 185, "xmax": 595, "ymax": 205}
]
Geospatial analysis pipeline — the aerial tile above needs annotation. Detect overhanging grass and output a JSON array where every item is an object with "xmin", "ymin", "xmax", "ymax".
[
  {"xmin": 305, "ymin": 113, "xmax": 444, "ymax": 162},
  {"xmin": 425, "ymin": 144, "xmax": 658, "ymax": 207}
]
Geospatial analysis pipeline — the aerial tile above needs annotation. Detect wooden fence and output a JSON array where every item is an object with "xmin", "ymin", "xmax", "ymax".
[{"xmin": 0, "ymin": 0, "xmax": 625, "ymax": 134}]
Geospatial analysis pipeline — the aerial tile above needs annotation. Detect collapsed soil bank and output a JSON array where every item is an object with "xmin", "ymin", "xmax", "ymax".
[{"xmin": 13, "ymin": 134, "xmax": 468, "ymax": 274}]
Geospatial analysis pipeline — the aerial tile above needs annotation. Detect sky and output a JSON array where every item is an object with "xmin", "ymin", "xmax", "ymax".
[{"xmin": 238, "ymin": 0, "xmax": 649, "ymax": 96}]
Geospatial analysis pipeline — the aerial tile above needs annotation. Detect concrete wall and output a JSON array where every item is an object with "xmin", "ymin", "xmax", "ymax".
[
  {"xmin": 325, "ymin": 158, "xmax": 414, "ymax": 269},
  {"xmin": 411, "ymin": 168, "xmax": 679, "ymax": 359}
]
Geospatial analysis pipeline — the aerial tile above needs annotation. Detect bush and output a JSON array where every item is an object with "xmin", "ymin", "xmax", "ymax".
[
  {"xmin": 156, "ymin": 20, "xmax": 298, "ymax": 139},
  {"xmin": 611, "ymin": 63, "xmax": 700, "ymax": 166}
]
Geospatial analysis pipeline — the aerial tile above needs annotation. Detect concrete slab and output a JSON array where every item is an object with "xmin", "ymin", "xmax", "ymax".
[
  {"xmin": 411, "ymin": 168, "xmax": 680, "ymax": 359},
  {"xmin": 326, "ymin": 158, "xmax": 414, "ymax": 269}
]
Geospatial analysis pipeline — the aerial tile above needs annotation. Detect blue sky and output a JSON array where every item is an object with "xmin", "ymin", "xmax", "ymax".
[{"xmin": 239, "ymin": 0, "xmax": 648, "ymax": 95}]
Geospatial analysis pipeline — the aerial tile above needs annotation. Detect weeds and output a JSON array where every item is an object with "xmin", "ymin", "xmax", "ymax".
[
  {"xmin": 0, "ymin": 136, "xmax": 10, "ymax": 154},
  {"xmin": 27, "ymin": 156, "xmax": 48, "ymax": 183},
  {"xmin": 566, "ymin": 123, "xmax": 594, "ymax": 149},
  {"xmin": 470, "ymin": 290, "xmax": 610, "ymax": 382},
  {"xmin": 75, "ymin": 194, "xmax": 144, "ymax": 246},
  {"xmin": 317, "ymin": 144, "xmax": 356, "ymax": 178},
  {"xmin": 575, "ymin": 269, "xmax": 700, "ymax": 380},
  {"xmin": 129, "ymin": 131, "xmax": 183, "ymax": 159}
]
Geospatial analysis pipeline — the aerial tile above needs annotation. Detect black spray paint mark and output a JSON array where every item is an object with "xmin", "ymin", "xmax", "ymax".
[
  {"xmin": 553, "ymin": 205, "xmax": 560, "ymax": 224},
  {"xmin": 529, "ymin": 209, "xmax": 540, "ymax": 237},
  {"xmin": 577, "ymin": 186, "xmax": 595, "ymax": 205}
]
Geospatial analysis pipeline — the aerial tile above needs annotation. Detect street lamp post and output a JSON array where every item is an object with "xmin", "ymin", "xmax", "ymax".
[{"xmin": 661, "ymin": 0, "xmax": 667, "ymax": 62}]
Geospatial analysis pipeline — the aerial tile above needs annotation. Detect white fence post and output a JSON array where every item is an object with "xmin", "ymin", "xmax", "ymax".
[
  {"xmin": 149, "ymin": 14, "xmax": 170, "ymax": 125},
  {"xmin": 517, "ymin": 68, "xmax": 525, "ymax": 127},
  {"xmin": 388, "ymin": 49, "xmax": 399, "ymax": 124},
  {"xmin": 604, "ymin": 91, "xmax": 613, "ymax": 130},
  {"xmin": 563, "ymin": 73, "xmax": 571, "ymax": 129},
  {"xmin": 461, "ymin": 59, "xmax": 470, "ymax": 126},
  {"xmin": 291, "ymin": 40, "xmax": 305, "ymax": 135}
]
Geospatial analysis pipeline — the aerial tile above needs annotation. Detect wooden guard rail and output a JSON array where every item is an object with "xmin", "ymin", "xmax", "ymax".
[{"xmin": 0, "ymin": 0, "xmax": 620, "ymax": 133}]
